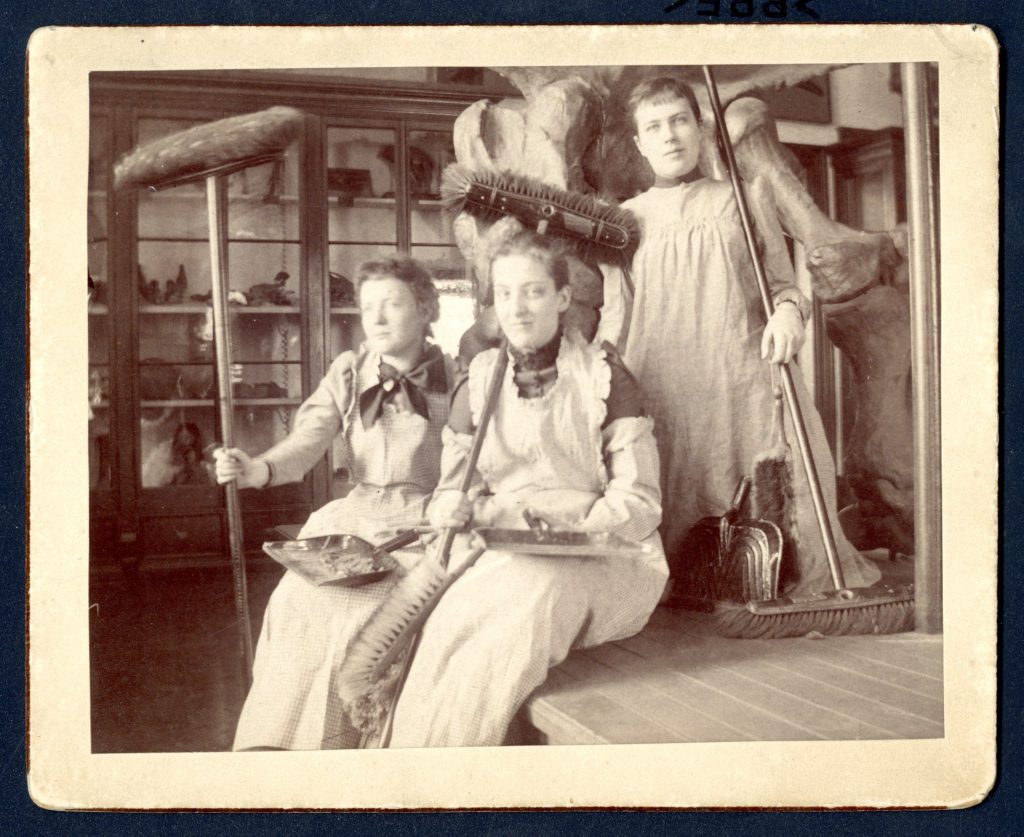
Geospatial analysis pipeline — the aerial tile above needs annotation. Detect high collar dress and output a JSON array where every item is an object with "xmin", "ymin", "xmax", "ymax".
[{"xmin": 388, "ymin": 331, "xmax": 669, "ymax": 748}]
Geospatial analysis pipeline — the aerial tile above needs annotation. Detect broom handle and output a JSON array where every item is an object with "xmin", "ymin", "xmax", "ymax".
[
  {"xmin": 435, "ymin": 344, "xmax": 509, "ymax": 570},
  {"xmin": 207, "ymin": 174, "xmax": 255, "ymax": 684},
  {"xmin": 702, "ymin": 66, "xmax": 847, "ymax": 593}
]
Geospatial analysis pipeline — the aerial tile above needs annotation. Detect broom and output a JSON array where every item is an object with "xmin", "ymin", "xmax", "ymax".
[
  {"xmin": 114, "ymin": 106, "xmax": 306, "ymax": 685},
  {"xmin": 441, "ymin": 164, "xmax": 641, "ymax": 268},
  {"xmin": 702, "ymin": 66, "xmax": 914, "ymax": 638},
  {"xmin": 337, "ymin": 346, "xmax": 509, "ymax": 746}
]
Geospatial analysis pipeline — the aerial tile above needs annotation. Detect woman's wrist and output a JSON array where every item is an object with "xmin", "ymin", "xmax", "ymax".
[
  {"xmin": 256, "ymin": 458, "xmax": 275, "ymax": 489},
  {"xmin": 776, "ymin": 299, "xmax": 806, "ymax": 325}
]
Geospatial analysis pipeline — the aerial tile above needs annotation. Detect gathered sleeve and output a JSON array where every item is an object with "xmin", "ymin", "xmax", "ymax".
[
  {"xmin": 578, "ymin": 416, "xmax": 663, "ymax": 542},
  {"xmin": 579, "ymin": 344, "xmax": 661, "ymax": 541},
  {"xmin": 747, "ymin": 176, "xmax": 812, "ymax": 322},
  {"xmin": 260, "ymin": 352, "xmax": 355, "ymax": 486}
]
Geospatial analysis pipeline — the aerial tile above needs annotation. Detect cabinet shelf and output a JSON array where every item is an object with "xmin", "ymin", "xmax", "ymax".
[
  {"xmin": 138, "ymin": 190, "xmax": 301, "ymax": 205},
  {"xmin": 139, "ymin": 304, "xmax": 301, "ymax": 314},
  {"xmin": 330, "ymin": 307, "xmax": 359, "ymax": 315},
  {"xmin": 89, "ymin": 304, "xmax": 109, "ymax": 315},
  {"xmin": 141, "ymin": 398, "xmax": 301, "ymax": 408},
  {"xmin": 349, "ymin": 196, "xmax": 445, "ymax": 211},
  {"xmin": 137, "ymin": 237, "xmax": 300, "ymax": 245}
]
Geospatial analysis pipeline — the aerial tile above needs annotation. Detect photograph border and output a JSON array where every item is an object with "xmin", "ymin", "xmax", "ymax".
[{"xmin": 27, "ymin": 22, "xmax": 998, "ymax": 811}]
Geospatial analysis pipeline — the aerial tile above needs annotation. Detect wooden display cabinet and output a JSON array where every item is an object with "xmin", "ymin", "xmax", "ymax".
[{"xmin": 89, "ymin": 72, "xmax": 484, "ymax": 569}]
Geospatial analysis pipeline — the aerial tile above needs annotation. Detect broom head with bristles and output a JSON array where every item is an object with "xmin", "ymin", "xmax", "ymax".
[
  {"xmin": 441, "ymin": 163, "xmax": 640, "ymax": 268},
  {"xmin": 712, "ymin": 584, "xmax": 915, "ymax": 639},
  {"xmin": 336, "ymin": 554, "xmax": 450, "ymax": 734},
  {"xmin": 114, "ymin": 106, "xmax": 305, "ymax": 191}
]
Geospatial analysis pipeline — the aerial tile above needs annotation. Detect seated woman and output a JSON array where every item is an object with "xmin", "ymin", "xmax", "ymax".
[
  {"xmin": 387, "ymin": 231, "xmax": 669, "ymax": 748},
  {"xmin": 214, "ymin": 256, "xmax": 456, "ymax": 750}
]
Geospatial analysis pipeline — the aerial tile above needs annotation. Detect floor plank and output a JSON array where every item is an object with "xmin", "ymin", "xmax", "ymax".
[
  {"xmin": 585, "ymin": 643, "xmax": 822, "ymax": 742},
  {"xmin": 741, "ymin": 660, "xmax": 943, "ymax": 738}
]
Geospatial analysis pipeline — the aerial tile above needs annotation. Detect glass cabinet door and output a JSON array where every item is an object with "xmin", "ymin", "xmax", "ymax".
[
  {"xmin": 88, "ymin": 113, "xmax": 112, "ymax": 493},
  {"xmin": 135, "ymin": 115, "xmax": 305, "ymax": 512},
  {"xmin": 324, "ymin": 124, "xmax": 400, "ymax": 360},
  {"xmin": 407, "ymin": 128, "xmax": 475, "ymax": 358}
]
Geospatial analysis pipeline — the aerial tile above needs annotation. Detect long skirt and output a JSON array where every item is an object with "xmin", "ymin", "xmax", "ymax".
[{"xmin": 389, "ymin": 538, "xmax": 668, "ymax": 748}]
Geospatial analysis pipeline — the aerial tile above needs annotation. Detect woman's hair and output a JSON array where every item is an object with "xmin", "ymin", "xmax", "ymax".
[
  {"xmin": 354, "ymin": 256, "xmax": 440, "ymax": 323},
  {"xmin": 491, "ymin": 231, "xmax": 571, "ymax": 291},
  {"xmin": 626, "ymin": 77, "xmax": 702, "ymax": 132}
]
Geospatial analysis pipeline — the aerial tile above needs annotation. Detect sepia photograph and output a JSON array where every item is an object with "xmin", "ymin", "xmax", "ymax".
[{"xmin": 28, "ymin": 25, "xmax": 997, "ymax": 809}]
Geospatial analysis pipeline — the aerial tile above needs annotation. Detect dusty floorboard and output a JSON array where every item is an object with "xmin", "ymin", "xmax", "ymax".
[{"xmin": 525, "ymin": 606, "xmax": 943, "ymax": 745}]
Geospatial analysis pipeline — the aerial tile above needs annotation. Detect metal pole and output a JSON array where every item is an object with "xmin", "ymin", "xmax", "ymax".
[
  {"xmin": 207, "ymin": 174, "xmax": 255, "ymax": 681},
  {"xmin": 900, "ymin": 63, "xmax": 942, "ymax": 633}
]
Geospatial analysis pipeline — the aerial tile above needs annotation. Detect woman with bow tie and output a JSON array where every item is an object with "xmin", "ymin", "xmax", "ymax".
[{"xmin": 214, "ymin": 256, "xmax": 457, "ymax": 750}]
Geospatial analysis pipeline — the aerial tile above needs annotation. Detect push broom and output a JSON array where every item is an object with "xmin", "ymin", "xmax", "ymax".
[
  {"xmin": 337, "ymin": 346, "xmax": 508, "ymax": 747},
  {"xmin": 701, "ymin": 66, "xmax": 914, "ymax": 638},
  {"xmin": 114, "ymin": 107, "xmax": 307, "ymax": 684}
]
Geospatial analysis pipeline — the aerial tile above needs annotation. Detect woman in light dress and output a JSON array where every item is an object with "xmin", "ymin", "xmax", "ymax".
[
  {"xmin": 600, "ymin": 77, "xmax": 879, "ymax": 596},
  {"xmin": 215, "ymin": 256, "xmax": 457, "ymax": 750},
  {"xmin": 387, "ymin": 231, "xmax": 669, "ymax": 748}
]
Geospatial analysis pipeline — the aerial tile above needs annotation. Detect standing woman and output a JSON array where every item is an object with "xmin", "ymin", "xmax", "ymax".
[
  {"xmin": 601, "ymin": 77, "xmax": 880, "ymax": 596},
  {"xmin": 388, "ymin": 231, "xmax": 668, "ymax": 748},
  {"xmin": 214, "ymin": 256, "xmax": 456, "ymax": 750}
]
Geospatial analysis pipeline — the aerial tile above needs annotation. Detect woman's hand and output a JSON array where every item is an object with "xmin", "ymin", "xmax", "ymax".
[
  {"xmin": 213, "ymin": 447, "xmax": 267, "ymax": 489},
  {"xmin": 761, "ymin": 304, "xmax": 806, "ymax": 364},
  {"xmin": 429, "ymin": 486, "xmax": 483, "ymax": 531},
  {"xmin": 524, "ymin": 506, "xmax": 579, "ymax": 532}
]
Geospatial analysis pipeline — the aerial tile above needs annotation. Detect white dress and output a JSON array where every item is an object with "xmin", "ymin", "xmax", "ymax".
[
  {"xmin": 232, "ymin": 345, "xmax": 453, "ymax": 750},
  {"xmin": 601, "ymin": 178, "xmax": 880, "ymax": 596},
  {"xmin": 388, "ymin": 331, "xmax": 669, "ymax": 748}
]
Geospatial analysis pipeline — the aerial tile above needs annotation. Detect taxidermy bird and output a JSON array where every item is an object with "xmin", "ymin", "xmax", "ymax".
[{"xmin": 247, "ymin": 271, "xmax": 295, "ymax": 306}]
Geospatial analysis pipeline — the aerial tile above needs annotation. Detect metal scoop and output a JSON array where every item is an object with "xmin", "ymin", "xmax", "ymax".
[{"xmin": 262, "ymin": 529, "xmax": 424, "ymax": 588}]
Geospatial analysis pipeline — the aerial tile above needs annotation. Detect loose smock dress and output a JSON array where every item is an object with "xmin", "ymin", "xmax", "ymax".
[
  {"xmin": 232, "ymin": 344, "xmax": 454, "ymax": 750},
  {"xmin": 601, "ymin": 178, "xmax": 880, "ymax": 596},
  {"xmin": 388, "ymin": 331, "xmax": 669, "ymax": 748}
]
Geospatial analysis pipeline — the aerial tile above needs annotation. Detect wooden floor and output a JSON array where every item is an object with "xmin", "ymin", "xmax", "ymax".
[
  {"xmin": 525, "ymin": 606, "xmax": 944, "ymax": 745},
  {"xmin": 90, "ymin": 558, "xmax": 941, "ymax": 752}
]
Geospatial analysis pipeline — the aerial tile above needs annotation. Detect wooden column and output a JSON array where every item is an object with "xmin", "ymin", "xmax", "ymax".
[{"xmin": 901, "ymin": 63, "xmax": 942, "ymax": 633}]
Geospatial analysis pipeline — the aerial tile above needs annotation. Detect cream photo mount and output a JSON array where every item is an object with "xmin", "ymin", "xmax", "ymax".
[{"xmin": 27, "ymin": 24, "xmax": 998, "ymax": 810}]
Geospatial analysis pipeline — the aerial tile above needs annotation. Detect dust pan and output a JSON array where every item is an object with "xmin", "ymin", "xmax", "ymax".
[{"xmin": 668, "ymin": 477, "xmax": 783, "ymax": 612}]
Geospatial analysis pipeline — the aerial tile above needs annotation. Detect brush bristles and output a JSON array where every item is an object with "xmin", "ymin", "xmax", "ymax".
[
  {"xmin": 712, "ymin": 599, "xmax": 915, "ymax": 639},
  {"xmin": 752, "ymin": 443, "xmax": 800, "ymax": 570},
  {"xmin": 440, "ymin": 164, "xmax": 641, "ymax": 267},
  {"xmin": 336, "ymin": 557, "xmax": 449, "ymax": 732}
]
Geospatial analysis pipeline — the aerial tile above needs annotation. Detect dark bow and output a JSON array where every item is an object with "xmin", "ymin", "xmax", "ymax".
[{"xmin": 359, "ymin": 344, "xmax": 447, "ymax": 429}]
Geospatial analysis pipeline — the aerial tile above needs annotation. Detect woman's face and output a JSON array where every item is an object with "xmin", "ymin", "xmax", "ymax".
[
  {"xmin": 633, "ymin": 94, "xmax": 702, "ymax": 183},
  {"xmin": 491, "ymin": 253, "xmax": 571, "ymax": 351},
  {"xmin": 359, "ymin": 276, "xmax": 430, "ymax": 358}
]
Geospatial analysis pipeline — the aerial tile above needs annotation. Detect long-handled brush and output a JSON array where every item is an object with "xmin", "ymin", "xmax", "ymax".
[
  {"xmin": 702, "ymin": 66, "xmax": 914, "ymax": 638},
  {"xmin": 751, "ymin": 374, "xmax": 801, "ymax": 586},
  {"xmin": 441, "ymin": 164, "xmax": 641, "ymax": 268},
  {"xmin": 337, "ymin": 345, "xmax": 510, "ymax": 745},
  {"xmin": 114, "ymin": 106, "xmax": 306, "ymax": 685}
]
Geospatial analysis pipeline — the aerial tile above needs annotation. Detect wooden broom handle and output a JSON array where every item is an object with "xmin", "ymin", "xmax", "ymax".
[
  {"xmin": 207, "ymin": 174, "xmax": 256, "ymax": 683},
  {"xmin": 434, "ymin": 343, "xmax": 509, "ymax": 569},
  {"xmin": 702, "ymin": 66, "xmax": 847, "ymax": 592}
]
